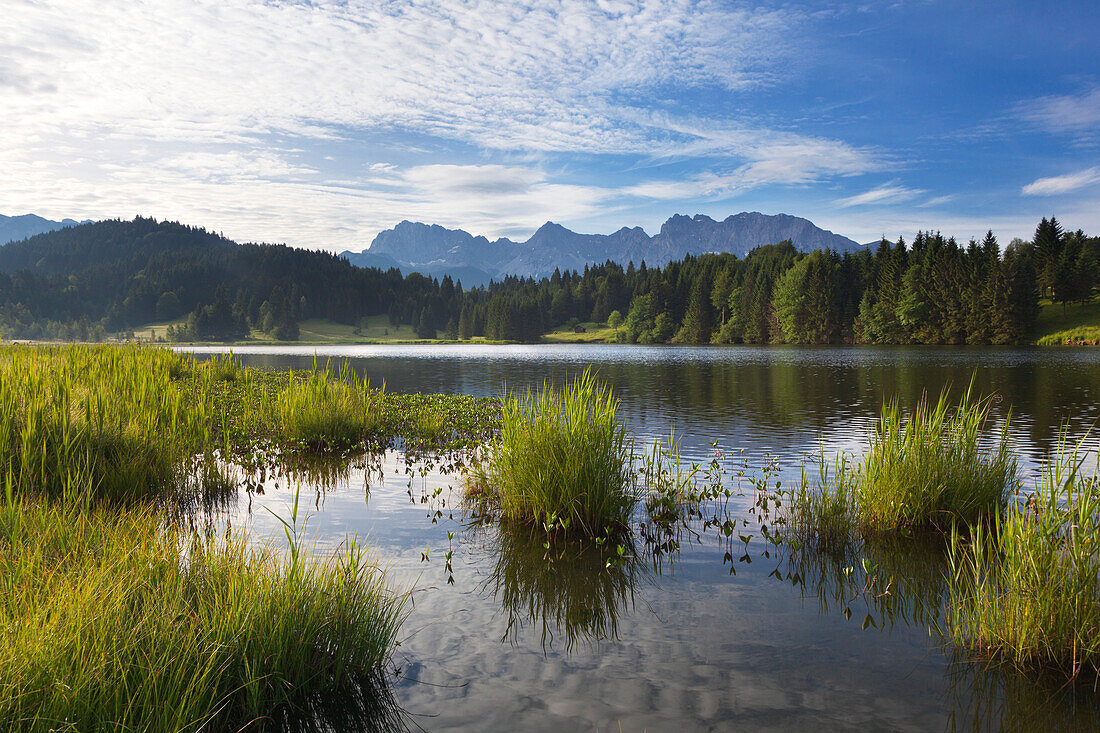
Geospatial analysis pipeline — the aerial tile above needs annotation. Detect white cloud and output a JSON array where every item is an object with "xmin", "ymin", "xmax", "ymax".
[
  {"xmin": 1018, "ymin": 86, "xmax": 1100, "ymax": 136},
  {"xmin": 918, "ymin": 195, "xmax": 955, "ymax": 208},
  {"xmin": 0, "ymin": 0, "xmax": 879, "ymax": 248},
  {"xmin": 834, "ymin": 184, "xmax": 924, "ymax": 208},
  {"xmin": 0, "ymin": 0, "xmax": 801, "ymax": 156},
  {"xmin": 1022, "ymin": 167, "xmax": 1100, "ymax": 196}
]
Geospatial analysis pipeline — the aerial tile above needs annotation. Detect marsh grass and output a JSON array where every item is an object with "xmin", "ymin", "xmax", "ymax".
[
  {"xmin": 858, "ymin": 385, "xmax": 1016, "ymax": 532},
  {"xmin": 787, "ymin": 384, "xmax": 1016, "ymax": 542},
  {"xmin": 788, "ymin": 453, "xmax": 859, "ymax": 549},
  {"xmin": 947, "ymin": 436, "xmax": 1100, "ymax": 677},
  {"xmin": 475, "ymin": 370, "xmax": 635, "ymax": 536},
  {"xmin": 0, "ymin": 344, "xmax": 220, "ymax": 504},
  {"xmin": 0, "ymin": 498, "xmax": 407, "ymax": 732},
  {"xmin": 641, "ymin": 432, "xmax": 701, "ymax": 524},
  {"xmin": 275, "ymin": 364, "xmax": 380, "ymax": 453}
]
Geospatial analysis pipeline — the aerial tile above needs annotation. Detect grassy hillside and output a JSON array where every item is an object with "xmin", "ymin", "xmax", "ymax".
[
  {"xmin": 134, "ymin": 315, "xmax": 503, "ymax": 345},
  {"xmin": 1036, "ymin": 298, "xmax": 1100, "ymax": 345},
  {"xmin": 542, "ymin": 322, "xmax": 622, "ymax": 343}
]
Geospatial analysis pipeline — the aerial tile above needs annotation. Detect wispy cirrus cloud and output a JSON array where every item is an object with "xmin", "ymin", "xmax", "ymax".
[
  {"xmin": 1017, "ymin": 86, "xmax": 1100, "ymax": 138},
  {"xmin": 1022, "ymin": 167, "xmax": 1100, "ymax": 196},
  {"xmin": 834, "ymin": 184, "xmax": 924, "ymax": 208},
  {"xmin": 0, "ymin": 0, "xmax": 886, "ymax": 248}
]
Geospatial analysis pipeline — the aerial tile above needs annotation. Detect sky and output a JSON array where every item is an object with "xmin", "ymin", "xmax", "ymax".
[{"xmin": 1, "ymin": 0, "xmax": 1098, "ymax": 252}]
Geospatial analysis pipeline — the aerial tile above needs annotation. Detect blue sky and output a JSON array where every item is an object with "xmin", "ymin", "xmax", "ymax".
[{"xmin": 1, "ymin": 0, "xmax": 1098, "ymax": 250}]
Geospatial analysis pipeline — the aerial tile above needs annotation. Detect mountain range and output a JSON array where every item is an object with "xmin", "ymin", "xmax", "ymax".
[
  {"xmin": 339, "ymin": 212, "xmax": 863, "ymax": 284},
  {"xmin": 1, "ymin": 214, "xmax": 90, "ymax": 244}
]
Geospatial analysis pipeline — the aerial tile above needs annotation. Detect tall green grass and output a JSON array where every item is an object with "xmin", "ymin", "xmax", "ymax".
[
  {"xmin": 948, "ymin": 436, "xmax": 1100, "ymax": 676},
  {"xmin": 0, "ymin": 498, "xmax": 407, "ymax": 731},
  {"xmin": 858, "ymin": 385, "xmax": 1016, "ymax": 532},
  {"xmin": 788, "ymin": 384, "xmax": 1016, "ymax": 541},
  {"xmin": 0, "ymin": 344, "xmax": 219, "ymax": 504},
  {"xmin": 275, "ymin": 364, "xmax": 380, "ymax": 453},
  {"xmin": 473, "ymin": 370, "xmax": 635, "ymax": 536}
]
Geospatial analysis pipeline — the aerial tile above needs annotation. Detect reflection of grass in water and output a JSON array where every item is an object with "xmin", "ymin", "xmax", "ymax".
[
  {"xmin": 786, "ymin": 533, "xmax": 950, "ymax": 632},
  {"xmin": 473, "ymin": 521, "xmax": 644, "ymax": 652},
  {"xmin": 944, "ymin": 654, "xmax": 1100, "ymax": 733}
]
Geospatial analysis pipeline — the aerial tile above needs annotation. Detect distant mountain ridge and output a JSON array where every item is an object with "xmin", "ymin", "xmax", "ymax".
[
  {"xmin": 339, "ymin": 212, "xmax": 861, "ymax": 283},
  {"xmin": 1, "ymin": 214, "xmax": 90, "ymax": 244}
]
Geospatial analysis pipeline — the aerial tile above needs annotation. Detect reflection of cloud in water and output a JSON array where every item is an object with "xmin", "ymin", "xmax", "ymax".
[{"xmin": 190, "ymin": 450, "xmax": 1069, "ymax": 731}]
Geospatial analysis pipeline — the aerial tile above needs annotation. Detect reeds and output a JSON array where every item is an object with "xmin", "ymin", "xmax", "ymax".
[
  {"xmin": 0, "ymin": 498, "xmax": 407, "ymax": 731},
  {"xmin": 858, "ymin": 384, "xmax": 1016, "ymax": 532},
  {"xmin": 787, "ymin": 384, "xmax": 1016, "ymax": 541},
  {"xmin": 275, "ymin": 365, "xmax": 380, "ymax": 453},
  {"xmin": 475, "ymin": 369, "xmax": 635, "ymax": 536},
  {"xmin": 947, "ymin": 435, "xmax": 1100, "ymax": 676},
  {"xmin": 0, "ymin": 344, "xmax": 413, "ymax": 729}
]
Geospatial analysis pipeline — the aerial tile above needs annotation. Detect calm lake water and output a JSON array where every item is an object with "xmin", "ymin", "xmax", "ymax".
[{"xmin": 185, "ymin": 344, "xmax": 1100, "ymax": 731}]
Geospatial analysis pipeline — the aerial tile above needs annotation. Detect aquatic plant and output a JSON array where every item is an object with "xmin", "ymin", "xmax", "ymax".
[
  {"xmin": 786, "ymin": 384, "xmax": 1016, "ymax": 540},
  {"xmin": 0, "ymin": 343, "xmax": 220, "ymax": 504},
  {"xmin": 275, "ymin": 365, "xmax": 379, "ymax": 452},
  {"xmin": 475, "ymin": 369, "xmax": 635, "ymax": 536},
  {"xmin": 788, "ymin": 453, "xmax": 859, "ymax": 549},
  {"xmin": 640, "ymin": 431, "xmax": 703, "ymax": 525},
  {"xmin": 947, "ymin": 436, "xmax": 1100, "ymax": 677},
  {"xmin": 0, "ymin": 496, "xmax": 407, "ymax": 731},
  {"xmin": 858, "ymin": 384, "xmax": 1016, "ymax": 532}
]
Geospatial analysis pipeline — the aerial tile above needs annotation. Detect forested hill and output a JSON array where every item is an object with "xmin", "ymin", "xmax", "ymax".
[
  {"xmin": 0, "ymin": 215, "xmax": 1092, "ymax": 346},
  {"xmin": 0, "ymin": 217, "xmax": 441, "ymax": 340}
]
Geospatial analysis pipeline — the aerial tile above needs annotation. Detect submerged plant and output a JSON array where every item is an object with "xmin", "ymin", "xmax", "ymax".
[
  {"xmin": 947, "ymin": 435, "xmax": 1100, "ymax": 677},
  {"xmin": 474, "ymin": 369, "xmax": 635, "ymax": 536}
]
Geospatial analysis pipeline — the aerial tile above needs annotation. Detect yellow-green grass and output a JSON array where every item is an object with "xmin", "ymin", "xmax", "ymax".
[
  {"xmin": 541, "ymin": 321, "xmax": 622, "ymax": 343},
  {"xmin": 789, "ymin": 384, "xmax": 1016, "ymax": 540},
  {"xmin": 469, "ymin": 370, "xmax": 636, "ymax": 536},
  {"xmin": 0, "ymin": 498, "xmax": 407, "ymax": 731},
  {"xmin": 133, "ymin": 316, "xmax": 188, "ymax": 342},
  {"xmin": 300, "ymin": 316, "xmax": 421, "ymax": 342},
  {"xmin": 1036, "ymin": 297, "xmax": 1100, "ymax": 345},
  {"xmin": 948, "ymin": 436, "xmax": 1100, "ymax": 677}
]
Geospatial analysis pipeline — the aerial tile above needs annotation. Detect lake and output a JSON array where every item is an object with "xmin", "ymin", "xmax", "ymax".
[{"xmin": 185, "ymin": 344, "xmax": 1100, "ymax": 731}]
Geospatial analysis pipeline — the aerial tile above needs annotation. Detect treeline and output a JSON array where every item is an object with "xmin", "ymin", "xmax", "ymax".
[
  {"xmin": 0, "ymin": 217, "xmax": 445, "ymax": 341},
  {"xmin": 454, "ymin": 219, "xmax": 1093, "ymax": 345},
  {"xmin": 0, "ymin": 216, "xmax": 1093, "ymax": 345}
]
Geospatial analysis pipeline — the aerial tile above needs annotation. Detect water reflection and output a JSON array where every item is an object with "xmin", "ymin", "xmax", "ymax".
[
  {"xmin": 945, "ymin": 657, "xmax": 1100, "ymax": 732},
  {"xmin": 784, "ymin": 535, "xmax": 950, "ymax": 632},
  {"xmin": 186, "ymin": 344, "xmax": 1100, "ymax": 470},
  {"xmin": 268, "ymin": 670, "xmax": 409, "ymax": 733},
  {"xmin": 468, "ymin": 521, "xmax": 647, "ymax": 653}
]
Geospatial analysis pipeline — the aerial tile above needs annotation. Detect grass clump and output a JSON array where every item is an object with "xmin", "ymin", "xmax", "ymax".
[
  {"xmin": 947, "ymin": 437, "xmax": 1100, "ymax": 677},
  {"xmin": 471, "ymin": 370, "xmax": 635, "ymax": 536},
  {"xmin": 275, "ymin": 366, "xmax": 379, "ymax": 453},
  {"xmin": 858, "ymin": 385, "xmax": 1016, "ymax": 532},
  {"xmin": 789, "ymin": 454, "xmax": 859, "ymax": 549},
  {"xmin": 0, "ymin": 498, "xmax": 407, "ymax": 731},
  {"xmin": 789, "ymin": 384, "xmax": 1017, "ymax": 542},
  {"xmin": 0, "ymin": 344, "xmax": 218, "ymax": 504}
]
